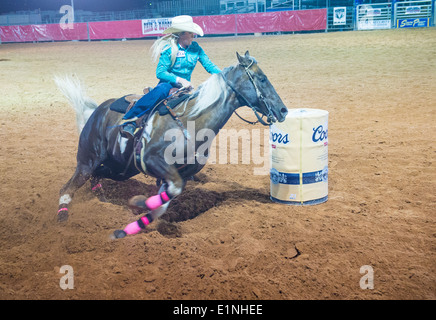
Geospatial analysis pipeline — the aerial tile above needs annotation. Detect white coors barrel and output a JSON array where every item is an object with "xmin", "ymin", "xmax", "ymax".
[{"xmin": 270, "ymin": 108, "xmax": 329, "ymax": 205}]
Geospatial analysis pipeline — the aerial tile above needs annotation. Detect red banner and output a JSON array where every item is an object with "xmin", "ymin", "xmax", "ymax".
[
  {"xmin": 194, "ymin": 15, "xmax": 237, "ymax": 35},
  {"xmin": 0, "ymin": 10, "xmax": 326, "ymax": 43},
  {"xmin": 88, "ymin": 20, "xmax": 143, "ymax": 40},
  {"xmin": 194, "ymin": 10, "xmax": 327, "ymax": 35},
  {"xmin": 0, "ymin": 23, "xmax": 88, "ymax": 42},
  {"xmin": 236, "ymin": 12, "xmax": 282, "ymax": 33},
  {"xmin": 236, "ymin": 9, "xmax": 327, "ymax": 33}
]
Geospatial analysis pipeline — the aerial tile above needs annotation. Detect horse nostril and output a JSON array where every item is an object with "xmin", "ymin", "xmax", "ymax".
[{"xmin": 281, "ymin": 108, "xmax": 288, "ymax": 115}]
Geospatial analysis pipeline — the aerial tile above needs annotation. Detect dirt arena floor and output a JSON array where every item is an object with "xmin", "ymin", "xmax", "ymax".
[{"xmin": 0, "ymin": 27, "xmax": 435, "ymax": 300}]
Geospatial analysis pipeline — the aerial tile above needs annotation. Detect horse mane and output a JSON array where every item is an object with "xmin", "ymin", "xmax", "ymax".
[{"xmin": 187, "ymin": 66, "xmax": 235, "ymax": 118}]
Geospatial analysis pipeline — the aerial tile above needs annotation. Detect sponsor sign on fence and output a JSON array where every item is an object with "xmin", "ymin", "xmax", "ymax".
[
  {"xmin": 397, "ymin": 17, "xmax": 430, "ymax": 27},
  {"xmin": 142, "ymin": 18, "xmax": 172, "ymax": 36},
  {"xmin": 357, "ymin": 19, "xmax": 392, "ymax": 30},
  {"xmin": 394, "ymin": 0, "xmax": 433, "ymax": 28},
  {"xmin": 333, "ymin": 7, "xmax": 347, "ymax": 25},
  {"xmin": 356, "ymin": 3, "xmax": 392, "ymax": 30}
]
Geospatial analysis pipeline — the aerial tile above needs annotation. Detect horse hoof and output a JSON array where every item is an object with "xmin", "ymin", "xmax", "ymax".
[
  {"xmin": 112, "ymin": 230, "xmax": 127, "ymax": 239},
  {"xmin": 57, "ymin": 211, "xmax": 69, "ymax": 222},
  {"xmin": 97, "ymin": 195, "xmax": 108, "ymax": 203},
  {"xmin": 128, "ymin": 195, "xmax": 148, "ymax": 210},
  {"xmin": 132, "ymin": 208, "xmax": 147, "ymax": 215}
]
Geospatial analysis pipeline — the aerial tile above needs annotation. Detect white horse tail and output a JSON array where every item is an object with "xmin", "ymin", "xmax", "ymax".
[{"xmin": 54, "ymin": 75, "xmax": 98, "ymax": 134}]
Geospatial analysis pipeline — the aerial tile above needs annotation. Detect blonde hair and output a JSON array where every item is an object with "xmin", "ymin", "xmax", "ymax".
[{"xmin": 150, "ymin": 33, "xmax": 181, "ymax": 67}]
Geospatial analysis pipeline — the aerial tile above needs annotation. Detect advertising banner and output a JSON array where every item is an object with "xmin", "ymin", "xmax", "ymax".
[
  {"xmin": 333, "ymin": 7, "xmax": 347, "ymax": 25},
  {"xmin": 357, "ymin": 19, "xmax": 391, "ymax": 30},
  {"xmin": 405, "ymin": 6, "xmax": 422, "ymax": 14},
  {"xmin": 397, "ymin": 17, "xmax": 430, "ymax": 28},
  {"xmin": 142, "ymin": 18, "xmax": 172, "ymax": 36}
]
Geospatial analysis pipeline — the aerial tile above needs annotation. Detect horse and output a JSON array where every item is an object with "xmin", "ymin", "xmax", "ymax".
[{"xmin": 56, "ymin": 51, "xmax": 288, "ymax": 239}]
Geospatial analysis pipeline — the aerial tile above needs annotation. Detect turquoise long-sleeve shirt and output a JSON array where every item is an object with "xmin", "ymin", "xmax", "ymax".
[{"xmin": 156, "ymin": 41, "xmax": 221, "ymax": 84}]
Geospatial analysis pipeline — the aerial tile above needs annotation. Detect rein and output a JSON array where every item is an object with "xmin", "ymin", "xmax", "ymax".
[{"xmin": 221, "ymin": 60, "xmax": 276, "ymax": 126}]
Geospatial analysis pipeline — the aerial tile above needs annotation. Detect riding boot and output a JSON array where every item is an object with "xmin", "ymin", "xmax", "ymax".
[
  {"xmin": 120, "ymin": 121, "xmax": 137, "ymax": 139},
  {"xmin": 120, "ymin": 83, "xmax": 172, "ymax": 139}
]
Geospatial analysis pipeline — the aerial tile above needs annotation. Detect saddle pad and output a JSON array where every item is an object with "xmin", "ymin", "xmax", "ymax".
[
  {"xmin": 110, "ymin": 95, "xmax": 134, "ymax": 113},
  {"xmin": 109, "ymin": 91, "xmax": 198, "ymax": 115}
]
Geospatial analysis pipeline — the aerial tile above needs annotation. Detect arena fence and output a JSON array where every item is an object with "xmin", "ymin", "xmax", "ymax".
[
  {"xmin": 355, "ymin": 2, "xmax": 393, "ymax": 30},
  {"xmin": 394, "ymin": 0, "xmax": 434, "ymax": 28},
  {"xmin": 327, "ymin": 6, "xmax": 355, "ymax": 32},
  {"xmin": 0, "ymin": 9, "xmax": 327, "ymax": 43},
  {"xmin": 0, "ymin": 1, "xmax": 435, "ymax": 43}
]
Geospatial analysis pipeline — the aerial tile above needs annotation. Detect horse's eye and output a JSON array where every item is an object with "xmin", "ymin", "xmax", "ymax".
[{"xmin": 259, "ymin": 76, "xmax": 267, "ymax": 83}]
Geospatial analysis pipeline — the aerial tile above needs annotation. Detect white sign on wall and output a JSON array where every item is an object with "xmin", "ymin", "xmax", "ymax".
[
  {"xmin": 333, "ymin": 7, "xmax": 347, "ymax": 25},
  {"xmin": 358, "ymin": 19, "xmax": 392, "ymax": 30},
  {"xmin": 142, "ymin": 18, "xmax": 172, "ymax": 35}
]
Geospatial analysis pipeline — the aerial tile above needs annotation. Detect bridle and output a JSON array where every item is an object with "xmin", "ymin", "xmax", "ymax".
[{"xmin": 221, "ymin": 59, "xmax": 277, "ymax": 126}]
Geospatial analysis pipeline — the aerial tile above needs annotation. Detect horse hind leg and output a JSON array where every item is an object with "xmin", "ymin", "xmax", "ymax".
[
  {"xmin": 90, "ymin": 176, "xmax": 107, "ymax": 202},
  {"xmin": 58, "ymin": 163, "xmax": 94, "ymax": 222},
  {"xmin": 90, "ymin": 165, "xmax": 113, "ymax": 202}
]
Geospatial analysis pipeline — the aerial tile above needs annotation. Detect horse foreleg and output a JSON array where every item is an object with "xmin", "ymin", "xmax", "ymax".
[
  {"xmin": 112, "ymin": 201, "xmax": 171, "ymax": 239},
  {"xmin": 113, "ymin": 164, "xmax": 185, "ymax": 238},
  {"xmin": 58, "ymin": 163, "xmax": 93, "ymax": 222}
]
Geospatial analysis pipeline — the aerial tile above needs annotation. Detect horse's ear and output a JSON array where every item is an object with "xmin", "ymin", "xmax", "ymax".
[
  {"xmin": 236, "ymin": 52, "xmax": 243, "ymax": 64},
  {"xmin": 245, "ymin": 50, "xmax": 250, "ymax": 57},
  {"xmin": 237, "ymin": 51, "xmax": 250, "ymax": 67}
]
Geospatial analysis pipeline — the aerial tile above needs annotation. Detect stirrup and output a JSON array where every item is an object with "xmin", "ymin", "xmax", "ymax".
[{"xmin": 120, "ymin": 123, "xmax": 136, "ymax": 139}]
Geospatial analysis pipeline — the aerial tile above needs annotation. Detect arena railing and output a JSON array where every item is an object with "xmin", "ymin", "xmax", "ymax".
[
  {"xmin": 394, "ymin": 0, "xmax": 433, "ymax": 28},
  {"xmin": 355, "ymin": 2, "xmax": 393, "ymax": 30},
  {"xmin": 0, "ymin": 9, "xmax": 327, "ymax": 43},
  {"xmin": 0, "ymin": 1, "xmax": 434, "ymax": 44}
]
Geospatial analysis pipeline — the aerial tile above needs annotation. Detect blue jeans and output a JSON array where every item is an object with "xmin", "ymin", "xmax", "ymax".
[{"xmin": 122, "ymin": 82, "xmax": 173, "ymax": 121}]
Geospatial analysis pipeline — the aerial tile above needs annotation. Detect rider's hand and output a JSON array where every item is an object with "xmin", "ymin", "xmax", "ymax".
[{"xmin": 176, "ymin": 77, "xmax": 193, "ymax": 89}]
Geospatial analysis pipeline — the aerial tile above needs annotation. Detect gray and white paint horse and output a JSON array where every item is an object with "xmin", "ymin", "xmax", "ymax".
[{"xmin": 56, "ymin": 51, "xmax": 288, "ymax": 238}]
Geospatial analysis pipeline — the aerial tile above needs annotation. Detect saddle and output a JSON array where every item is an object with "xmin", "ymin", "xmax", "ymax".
[
  {"xmin": 127, "ymin": 86, "xmax": 196, "ymax": 175},
  {"xmin": 109, "ymin": 86, "xmax": 193, "ymax": 117}
]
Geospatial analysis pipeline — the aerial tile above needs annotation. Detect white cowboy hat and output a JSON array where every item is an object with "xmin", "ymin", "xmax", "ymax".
[{"xmin": 163, "ymin": 15, "xmax": 204, "ymax": 37}]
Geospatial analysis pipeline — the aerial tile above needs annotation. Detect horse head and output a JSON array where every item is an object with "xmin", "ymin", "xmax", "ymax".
[{"xmin": 224, "ymin": 51, "xmax": 288, "ymax": 125}]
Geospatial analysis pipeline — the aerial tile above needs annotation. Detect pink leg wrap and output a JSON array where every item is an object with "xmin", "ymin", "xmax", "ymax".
[
  {"xmin": 124, "ymin": 222, "xmax": 141, "ymax": 235},
  {"xmin": 145, "ymin": 191, "xmax": 171, "ymax": 210},
  {"xmin": 121, "ymin": 191, "xmax": 171, "ymax": 237},
  {"xmin": 141, "ymin": 216, "xmax": 151, "ymax": 226},
  {"xmin": 123, "ymin": 216, "xmax": 151, "ymax": 235},
  {"xmin": 92, "ymin": 183, "xmax": 102, "ymax": 191},
  {"xmin": 57, "ymin": 207, "xmax": 68, "ymax": 214}
]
